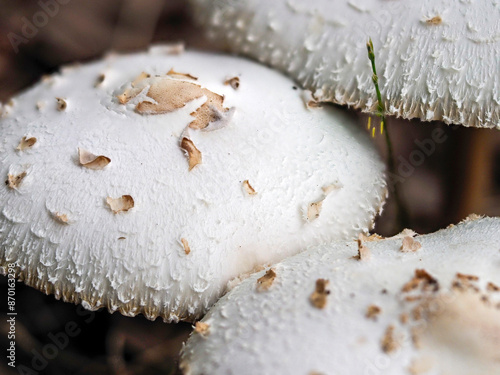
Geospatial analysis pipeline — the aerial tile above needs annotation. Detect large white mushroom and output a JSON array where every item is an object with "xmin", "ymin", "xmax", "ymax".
[
  {"xmin": 181, "ymin": 216, "xmax": 500, "ymax": 374},
  {"xmin": 0, "ymin": 47, "xmax": 386, "ymax": 322},
  {"xmin": 190, "ymin": 0, "xmax": 500, "ymax": 129}
]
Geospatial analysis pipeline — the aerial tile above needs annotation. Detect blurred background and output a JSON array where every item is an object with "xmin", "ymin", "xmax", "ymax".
[{"xmin": 0, "ymin": 1, "xmax": 499, "ymax": 374}]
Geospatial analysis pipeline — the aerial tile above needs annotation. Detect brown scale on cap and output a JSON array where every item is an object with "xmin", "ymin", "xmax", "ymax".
[
  {"xmin": 242, "ymin": 180, "xmax": 257, "ymax": 195},
  {"xmin": 55, "ymin": 97, "xmax": 67, "ymax": 111},
  {"xmin": 194, "ymin": 322, "xmax": 210, "ymax": 337},
  {"xmin": 118, "ymin": 72, "xmax": 231, "ymax": 131},
  {"xmin": 6, "ymin": 171, "xmax": 26, "ymax": 190},
  {"xmin": 167, "ymin": 69, "xmax": 198, "ymax": 81},
  {"xmin": 358, "ymin": 233, "xmax": 384, "ymax": 242},
  {"xmin": 256, "ymin": 269, "xmax": 276, "ymax": 292},
  {"xmin": 78, "ymin": 148, "xmax": 111, "ymax": 170},
  {"xmin": 301, "ymin": 90, "xmax": 322, "ymax": 109},
  {"xmin": 224, "ymin": 77, "xmax": 240, "ymax": 90},
  {"xmin": 354, "ymin": 234, "xmax": 371, "ymax": 261},
  {"xmin": 381, "ymin": 325, "xmax": 400, "ymax": 353},
  {"xmin": 452, "ymin": 273, "xmax": 481, "ymax": 293},
  {"xmin": 16, "ymin": 136, "xmax": 37, "ymax": 151},
  {"xmin": 401, "ymin": 269, "xmax": 439, "ymax": 293},
  {"xmin": 310, "ymin": 279, "xmax": 330, "ymax": 309},
  {"xmin": 106, "ymin": 195, "xmax": 134, "ymax": 214},
  {"xmin": 180, "ymin": 138, "xmax": 202, "ymax": 171},
  {"xmin": 456, "ymin": 273, "xmax": 479, "ymax": 282},
  {"xmin": 51, "ymin": 212, "xmax": 70, "ymax": 225},
  {"xmin": 94, "ymin": 74, "xmax": 106, "ymax": 88},
  {"xmin": 487, "ymin": 282, "xmax": 500, "ymax": 292},
  {"xmin": 181, "ymin": 238, "xmax": 191, "ymax": 255},
  {"xmin": 365, "ymin": 304, "xmax": 381, "ymax": 321},
  {"xmin": 400, "ymin": 236, "xmax": 422, "ymax": 252},
  {"xmin": 425, "ymin": 15, "xmax": 442, "ymax": 25},
  {"xmin": 307, "ymin": 200, "xmax": 323, "ymax": 221}
]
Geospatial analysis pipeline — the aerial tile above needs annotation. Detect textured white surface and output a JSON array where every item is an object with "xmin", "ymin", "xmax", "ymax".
[
  {"xmin": 190, "ymin": 0, "xmax": 500, "ymax": 129},
  {"xmin": 181, "ymin": 217, "xmax": 500, "ymax": 374},
  {"xmin": 0, "ymin": 49, "xmax": 386, "ymax": 322}
]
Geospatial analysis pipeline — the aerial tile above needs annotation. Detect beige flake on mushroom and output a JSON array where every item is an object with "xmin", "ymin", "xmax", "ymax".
[
  {"xmin": 16, "ymin": 136, "xmax": 37, "ymax": 151},
  {"xmin": 301, "ymin": 90, "xmax": 322, "ymax": 109},
  {"xmin": 36, "ymin": 101, "xmax": 45, "ymax": 110},
  {"xmin": 51, "ymin": 211, "xmax": 70, "ymax": 224},
  {"xmin": 321, "ymin": 183, "xmax": 342, "ymax": 195},
  {"xmin": 224, "ymin": 76, "xmax": 240, "ymax": 90},
  {"xmin": 94, "ymin": 74, "xmax": 106, "ymax": 88},
  {"xmin": 381, "ymin": 325, "xmax": 400, "ymax": 353},
  {"xmin": 456, "ymin": 273, "xmax": 479, "ymax": 282},
  {"xmin": 132, "ymin": 72, "xmax": 151, "ymax": 86},
  {"xmin": 118, "ymin": 73, "xmax": 232, "ymax": 131},
  {"xmin": 242, "ymin": 180, "xmax": 257, "ymax": 195},
  {"xmin": 194, "ymin": 322, "xmax": 210, "ymax": 336},
  {"xmin": 425, "ymin": 15, "xmax": 442, "ymax": 25},
  {"xmin": 365, "ymin": 304, "xmax": 381, "ymax": 320},
  {"xmin": 181, "ymin": 238, "xmax": 191, "ymax": 255},
  {"xmin": 359, "ymin": 233, "xmax": 384, "ymax": 242},
  {"xmin": 256, "ymin": 269, "xmax": 276, "ymax": 292},
  {"xmin": 487, "ymin": 282, "xmax": 500, "ymax": 292},
  {"xmin": 117, "ymin": 72, "xmax": 151, "ymax": 104},
  {"xmin": 392, "ymin": 228, "xmax": 418, "ymax": 239},
  {"xmin": 401, "ymin": 269, "xmax": 438, "ymax": 293},
  {"xmin": 180, "ymin": 138, "xmax": 202, "ymax": 171},
  {"xmin": 400, "ymin": 236, "xmax": 422, "ymax": 252},
  {"xmin": 355, "ymin": 234, "xmax": 371, "ymax": 260},
  {"xmin": 78, "ymin": 148, "xmax": 111, "ymax": 170},
  {"xmin": 310, "ymin": 279, "xmax": 329, "ymax": 309},
  {"xmin": 307, "ymin": 200, "xmax": 323, "ymax": 221},
  {"xmin": 106, "ymin": 195, "xmax": 134, "ymax": 214},
  {"xmin": 6, "ymin": 171, "xmax": 27, "ymax": 190},
  {"xmin": 55, "ymin": 97, "xmax": 67, "ymax": 111},
  {"xmin": 306, "ymin": 183, "xmax": 341, "ymax": 221},
  {"xmin": 167, "ymin": 69, "xmax": 198, "ymax": 81}
]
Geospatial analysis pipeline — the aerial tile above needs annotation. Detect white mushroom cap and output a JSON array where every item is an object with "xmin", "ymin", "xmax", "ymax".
[
  {"xmin": 181, "ymin": 217, "xmax": 500, "ymax": 374},
  {"xmin": 0, "ymin": 49, "xmax": 386, "ymax": 322},
  {"xmin": 190, "ymin": 0, "xmax": 500, "ymax": 129}
]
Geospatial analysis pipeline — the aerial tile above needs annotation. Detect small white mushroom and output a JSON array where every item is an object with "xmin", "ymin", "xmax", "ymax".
[
  {"xmin": 190, "ymin": 0, "xmax": 500, "ymax": 129},
  {"xmin": 0, "ymin": 49, "xmax": 386, "ymax": 322},
  {"xmin": 181, "ymin": 217, "xmax": 500, "ymax": 374}
]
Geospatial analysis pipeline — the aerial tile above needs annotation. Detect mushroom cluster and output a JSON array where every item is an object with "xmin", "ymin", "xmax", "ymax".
[
  {"xmin": 0, "ymin": 48, "xmax": 386, "ymax": 322},
  {"xmin": 1, "ymin": 0, "xmax": 499, "ymax": 372}
]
